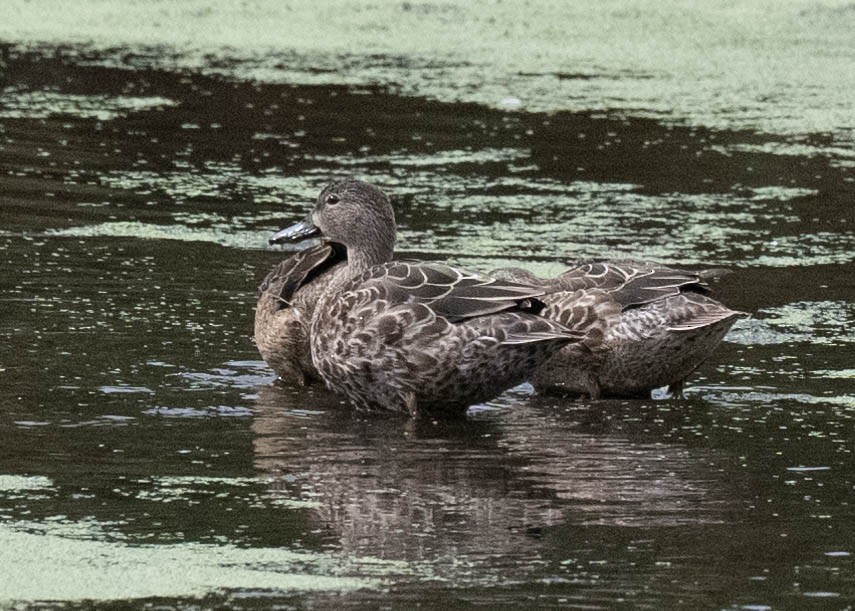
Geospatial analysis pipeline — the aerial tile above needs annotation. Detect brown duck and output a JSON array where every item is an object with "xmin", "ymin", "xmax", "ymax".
[
  {"xmin": 492, "ymin": 261, "xmax": 748, "ymax": 399},
  {"xmin": 268, "ymin": 179, "xmax": 612, "ymax": 415}
]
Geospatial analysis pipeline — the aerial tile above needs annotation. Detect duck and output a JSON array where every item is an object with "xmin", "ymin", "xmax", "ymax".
[
  {"xmin": 269, "ymin": 179, "xmax": 612, "ymax": 415},
  {"xmin": 254, "ymin": 241, "xmax": 346, "ymax": 385},
  {"xmin": 492, "ymin": 260, "xmax": 748, "ymax": 399}
]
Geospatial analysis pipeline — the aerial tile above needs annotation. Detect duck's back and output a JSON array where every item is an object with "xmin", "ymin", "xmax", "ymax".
[{"xmin": 309, "ymin": 261, "xmax": 590, "ymax": 414}]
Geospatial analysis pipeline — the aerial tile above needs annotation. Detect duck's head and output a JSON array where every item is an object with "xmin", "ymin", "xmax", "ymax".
[{"xmin": 270, "ymin": 179, "xmax": 396, "ymax": 267}]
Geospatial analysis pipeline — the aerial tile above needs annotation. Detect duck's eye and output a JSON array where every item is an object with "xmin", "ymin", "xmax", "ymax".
[{"xmin": 325, "ymin": 193, "xmax": 340, "ymax": 205}]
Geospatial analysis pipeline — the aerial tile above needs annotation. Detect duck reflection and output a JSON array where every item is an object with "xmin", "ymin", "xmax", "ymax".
[{"xmin": 252, "ymin": 384, "xmax": 729, "ymax": 566}]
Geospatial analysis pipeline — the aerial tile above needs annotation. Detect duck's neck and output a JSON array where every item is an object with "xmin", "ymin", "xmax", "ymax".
[
  {"xmin": 320, "ymin": 238, "xmax": 394, "ymax": 299},
  {"xmin": 346, "ymin": 241, "xmax": 394, "ymax": 276}
]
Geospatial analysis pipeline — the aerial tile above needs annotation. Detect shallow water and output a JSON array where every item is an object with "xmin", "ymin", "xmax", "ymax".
[{"xmin": 1, "ymin": 2, "xmax": 854, "ymax": 609}]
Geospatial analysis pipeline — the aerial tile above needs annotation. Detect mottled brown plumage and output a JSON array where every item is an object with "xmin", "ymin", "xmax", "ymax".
[
  {"xmin": 253, "ymin": 242, "xmax": 345, "ymax": 384},
  {"xmin": 272, "ymin": 179, "xmax": 597, "ymax": 415},
  {"xmin": 493, "ymin": 260, "xmax": 748, "ymax": 399}
]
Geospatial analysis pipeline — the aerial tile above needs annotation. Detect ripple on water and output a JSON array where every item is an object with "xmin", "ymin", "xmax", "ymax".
[
  {"xmin": 100, "ymin": 163, "xmax": 244, "ymax": 199},
  {"xmin": 0, "ymin": 474, "xmax": 54, "ymax": 493},
  {"xmin": 310, "ymin": 147, "xmax": 530, "ymax": 168},
  {"xmin": 0, "ymin": 90, "xmax": 178, "ymax": 120},
  {"xmin": 130, "ymin": 475, "xmax": 319, "ymax": 510},
  {"xmin": 142, "ymin": 405, "xmax": 253, "ymax": 418},
  {"xmin": 48, "ymin": 221, "xmax": 269, "ymax": 250},
  {"xmin": 99, "ymin": 385, "xmax": 155, "ymax": 395},
  {"xmin": 174, "ymin": 361, "xmax": 275, "ymax": 390},
  {"xmin": 698, "ymin": 389, "xmax": 855, "ymax": 411}
]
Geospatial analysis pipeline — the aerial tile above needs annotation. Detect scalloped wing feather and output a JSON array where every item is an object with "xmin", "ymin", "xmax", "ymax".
[
  {"xmin": 665, "ymin": 303, "xmax": 749, "ymax": 331},
  {"xmin": 355, "ymin": 261, "xmax": 549, "ymax": 322},
  {"xmin": 557, "ymin": 259, "xmax": 714, "ymax": 309},
  {"xmin": 538, "ymin": 288, "xmax": 622, "ymax": 351}
]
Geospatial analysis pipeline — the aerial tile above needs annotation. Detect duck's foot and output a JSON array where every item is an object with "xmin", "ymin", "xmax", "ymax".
[{"xmin": 666, "ymin": 379, "xmax": 686, "ymax": 398}]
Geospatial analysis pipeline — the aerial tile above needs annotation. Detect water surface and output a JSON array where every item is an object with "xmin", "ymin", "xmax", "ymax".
[{"xmin": 1, "ymin": 2, "xmax": 854, "ymax": 609}]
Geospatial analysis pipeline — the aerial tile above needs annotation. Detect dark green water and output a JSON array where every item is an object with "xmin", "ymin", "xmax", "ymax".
[{"xmin": 1, "ymin": 6, "xmax": 854, "ymax": 608}]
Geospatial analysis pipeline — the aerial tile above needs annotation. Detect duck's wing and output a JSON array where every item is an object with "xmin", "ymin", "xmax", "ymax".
[
  {"xmin": 488, "ymin": 266, "xmax": 548, "ymax": 286},
  {"xmin": 258, "ymin": 243, "xmax": 344, "ymax": 308},
  {"xmin": 661, "ymin": 292, "xmax": 749, "ymax": 332},
  {"xmin": 557, "ymin": 258, "xmax": 722, "ymax": 309},
  {"xmin": 538, "ymin": 288, "xmax": 623, "ymax": 351},
  {"xmin": 359, "ymin": 261, "xmax": 551, "ymax": 323}
]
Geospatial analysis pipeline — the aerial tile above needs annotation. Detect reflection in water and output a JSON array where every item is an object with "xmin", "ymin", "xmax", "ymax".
[{"xmin": 251, "ymin": 384, "xmax": 731, "ymax": 581}]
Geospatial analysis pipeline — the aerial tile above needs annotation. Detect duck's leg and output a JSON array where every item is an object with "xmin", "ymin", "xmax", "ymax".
[
  {"xmin": 667, "ymin": 361, "xmax": 704, "ymax": 398},
  {"xmin": 403, "ymin": 391, "xmax": 419, "ymax": 418},
  {"xmin": 666, "ymin": 379, "xmax": 685, "ymax": 398},
  {"xmin": 584, "ymin": 376, "xmax": 602, "ymax": 401}
]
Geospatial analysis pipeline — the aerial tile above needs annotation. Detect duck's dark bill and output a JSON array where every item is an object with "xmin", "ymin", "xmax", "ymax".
[{"xmin": 269, "ymin": 218, "xmax": 321, "ymax": 244}]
